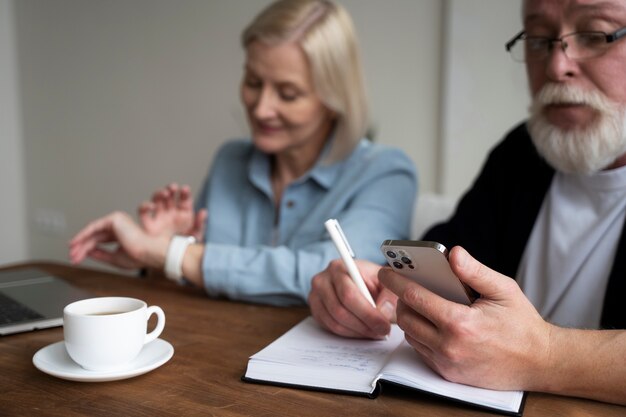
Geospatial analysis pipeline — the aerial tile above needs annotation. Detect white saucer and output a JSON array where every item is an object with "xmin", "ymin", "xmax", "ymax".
[{"xmin": 33, "ymin": 338, "xmax": 174, "ymax": 382}]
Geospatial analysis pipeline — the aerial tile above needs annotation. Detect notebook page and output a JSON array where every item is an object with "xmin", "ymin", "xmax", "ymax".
[
  {"xmin": 378, "ymin": 342, "xmax": 524, "ymax": 413},
  {"xmin": 246, "ymin": 317, "xmax": 405, "ymax": 393}
]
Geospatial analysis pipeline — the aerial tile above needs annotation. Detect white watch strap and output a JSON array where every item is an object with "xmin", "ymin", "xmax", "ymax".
[{"xmin": 164, "ymin": 235, "xmax": 196, "ymax": 283}]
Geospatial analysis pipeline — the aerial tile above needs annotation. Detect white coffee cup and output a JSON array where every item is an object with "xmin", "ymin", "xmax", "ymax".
[{"xmin": 63, "ymin": 297, "xmax": 165, "ymax": 371}]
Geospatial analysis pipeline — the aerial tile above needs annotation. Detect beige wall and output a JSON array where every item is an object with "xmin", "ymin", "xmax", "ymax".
[
  {"xmin": 0, "ymin": 0, "xmax": 28, "ymax": 264},
  {"xmin": 3, "ymin": 0, "xmax": 526, "ymax": 265},
  {"xmin": 440, "ymin": 0, "xmax": 528, "ymax": 195}
]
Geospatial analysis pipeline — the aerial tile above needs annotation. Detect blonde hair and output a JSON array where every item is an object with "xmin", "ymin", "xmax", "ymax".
[{"xmin": 242, "ymin": 0, "xmax": 369, "ymax": 161}]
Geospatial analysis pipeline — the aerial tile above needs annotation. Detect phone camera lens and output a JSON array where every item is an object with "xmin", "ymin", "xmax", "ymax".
[
  {"xmin": 401, "ymin": 256, "xmax": 412, "ymax": 265},
  {"xmin": 386, "ymin": 251, "xmax": 397, "ymax": 258},
  {"xmin": 392, "ymin": 261, "xmax": 403, "ymax": 269}
]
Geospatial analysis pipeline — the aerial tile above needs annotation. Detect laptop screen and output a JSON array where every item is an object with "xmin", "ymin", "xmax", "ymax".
[{"xmin": 0, "ymin": 268, "xmax": 93, "ymax": 336}]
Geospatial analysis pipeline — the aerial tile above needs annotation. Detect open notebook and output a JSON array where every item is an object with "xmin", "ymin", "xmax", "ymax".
[{"xmin": 243, "ymin": 317, "xmax": 525, "ymax": 416}]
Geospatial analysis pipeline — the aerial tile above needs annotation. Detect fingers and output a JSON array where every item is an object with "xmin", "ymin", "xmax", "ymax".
[
  {"xmin": 193, "ymin": 209, "xmax": 208, "ymax": 241},
  {"xmin": 68, "ymin": 211, "xmax": 139, "ymax": 265},
  {"xmin": 69, "ymin": 229, "xmax": 112, "ymax": 263},
  {"xmin": 309, "ymin": 290, "xmax": 369, "ymax": 339},
  {"xmin": 309, "ymin": 260, "xmax": 390, "ymax": 339},
  {"xmin": 149, "ymin": 183, "xmax": 192, "ymax": 211},
  {"xmin": 69, "ymin": 213, "xmax": 125, "ymax": 264},
  {"xmin": 68, "ymin": 212, "xmax": 122, "ymax": 263},
  {"xmin": 379, "ymin": 266, "xmax": 463, "ymax": 329},
  {"xmin": 375, "ymin": 287, "xmax": 398, "ymax": 323},
  {"xmin": 448, "ymin": 246, "xmax": 517, "ymax": 300},
  {"xmin": 88, "ymin": 248, "xmax": 140, "ymax": 269},
  {"xmin": 349, "ymin": 259, "xmax": 398, "ymax": 324},
  {"xmin": 396, "ymin": 299, "xmax": 440, "ymax": 350},
  {"xmin": 138, "ymin": 201, "xmax": 155, "ymax": 220},
  {"xmin": 177, "ymin": 184, "xmax": 193, "ymax": 210},
  {"xmin": 404, "ymin": 331, "xmax": 437, "ymax": 366},
  {"xmin": 404, "ymin": 332, "xmax": 445, "ymax": 380},
  {"xmin": 308, "ymin": 262, "xmax": 372, "ymax": 338},
  {"xmin": 152, "ymin": 184, "xmax": 172, "ymax": 213},
  {"xmin": 70, "ymin": 214, "xmax": 115, "ymax": 245}
]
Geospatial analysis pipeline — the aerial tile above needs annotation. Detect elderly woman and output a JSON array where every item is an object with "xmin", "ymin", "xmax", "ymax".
[{"xmin": 69, "ymin": 0, "xmax": 416, "ymax": 306}]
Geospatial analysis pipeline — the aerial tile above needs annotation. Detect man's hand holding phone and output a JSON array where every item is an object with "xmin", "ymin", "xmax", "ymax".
[
  {"xmin": 380, "ymin": 240, "xmax": 477, "ymax": 304},
  {"xmin": 380, "ymin": 245, "xmax": 552, "ymax": 391}
]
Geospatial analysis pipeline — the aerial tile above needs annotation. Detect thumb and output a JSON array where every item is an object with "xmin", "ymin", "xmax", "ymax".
[
  {"xmin": 375, "ymin": 287, "xmax": 398, "ymax": 323},
  {"xmin": 193, "ymin": 209, "xmax": 208, "ymax": 240},
  {"xmin": 449, "ymin": 245, "xmax": 510, "ymax": 300}
]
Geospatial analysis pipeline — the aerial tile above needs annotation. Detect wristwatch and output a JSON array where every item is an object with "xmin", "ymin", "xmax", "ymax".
[{"xmin": 164, "ymin": 235, "xmax": 196, "ymax": 284}]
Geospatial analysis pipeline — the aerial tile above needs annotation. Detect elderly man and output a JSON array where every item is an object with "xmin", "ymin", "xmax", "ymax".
[{"xmin": 308, "ymin": 0, "xmax": 626, "ymax": 405}]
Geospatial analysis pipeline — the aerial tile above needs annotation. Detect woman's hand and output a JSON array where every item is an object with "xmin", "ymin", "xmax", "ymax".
[
  {"xmin": 138, "ymin": 183, "xmax": 207, "ymax": 241},
  {"xmin": 69, "ymin": 211, "xmax": 170, "ymax": 270}
]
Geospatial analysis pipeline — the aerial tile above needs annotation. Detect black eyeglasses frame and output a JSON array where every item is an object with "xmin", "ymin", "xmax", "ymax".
[{"xmin": 505, "ymin": 27, "xmax": 626, "ymax": 54}]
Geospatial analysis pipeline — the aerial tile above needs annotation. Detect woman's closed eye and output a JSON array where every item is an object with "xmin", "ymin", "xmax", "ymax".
[
  {"xmin": 245, "ymin": 77, "xmax": 262, "ymax": 89},
  {"xmin": 278, "ymin": 86, "xmax": 303, "ymax": 102}
]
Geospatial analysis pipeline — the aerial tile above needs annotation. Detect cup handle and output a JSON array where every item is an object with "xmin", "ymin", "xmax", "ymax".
[{"xmin": 144, "ymin": 306, "xmax": 165, "ymax": 344}]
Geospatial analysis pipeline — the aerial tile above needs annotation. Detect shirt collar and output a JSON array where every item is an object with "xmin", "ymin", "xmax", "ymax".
[
  {"xmin": 306, "ymin": 134, "xmax": 344, "ymax": 189},
  {"xmin": 247, "ymin": 133, "xmax": 356, "ymax": 194}
]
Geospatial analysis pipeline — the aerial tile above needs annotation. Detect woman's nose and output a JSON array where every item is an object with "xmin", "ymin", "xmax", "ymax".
[{"xmin": 253, "ymin": 87, "xmax": 277, "ymax": 119}]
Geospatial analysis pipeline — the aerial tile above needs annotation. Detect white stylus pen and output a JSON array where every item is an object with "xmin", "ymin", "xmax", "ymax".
[{"xmin": 324, "ymin": 219, "xmax": 376, "ymax": 308}]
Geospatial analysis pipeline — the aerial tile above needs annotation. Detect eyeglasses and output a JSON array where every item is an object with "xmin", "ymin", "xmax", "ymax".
[{"xmin": 505, "ymin": 27, "xmax": 626, "ymax": 62}]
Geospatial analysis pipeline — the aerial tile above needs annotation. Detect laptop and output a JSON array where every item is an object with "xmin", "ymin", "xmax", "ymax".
[{"xmin": 0, "ymin": 267, "xmax": 93, "ymax": 336}]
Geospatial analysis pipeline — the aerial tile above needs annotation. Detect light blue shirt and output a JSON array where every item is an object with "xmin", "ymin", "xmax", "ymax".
[{"xmin": 195, "ymin": 138, "xmax": 417, "ymax": 306}]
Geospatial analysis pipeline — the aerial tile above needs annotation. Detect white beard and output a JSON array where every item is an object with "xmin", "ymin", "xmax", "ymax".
[{"xmin": 527, "ymin": 83, "xmax": 626, "ymax": 175}]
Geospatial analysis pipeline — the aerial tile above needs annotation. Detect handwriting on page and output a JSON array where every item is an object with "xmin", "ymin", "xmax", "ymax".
[
  {"xmin": 287, "ymin": 344, "xmax": 392, "ymax": 373},
  {"xmin": 252, "ymin": 318, "xmax": 405, "ymax": 376}
]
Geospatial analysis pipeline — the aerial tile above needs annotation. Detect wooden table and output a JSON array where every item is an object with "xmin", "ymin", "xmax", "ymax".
[{"xmin": 0, "ymin": 262, "xmax": 624, "ymax": 416}]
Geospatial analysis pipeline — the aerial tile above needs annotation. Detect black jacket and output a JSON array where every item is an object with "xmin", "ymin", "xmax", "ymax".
[{"xmin": 424, "ymin": 122, "xmax": 625, "ymax": 329}]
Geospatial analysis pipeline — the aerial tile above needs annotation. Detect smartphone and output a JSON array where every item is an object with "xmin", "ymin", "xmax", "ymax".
[{"xmin": 380, "ymin": 240, "xmax": 476, "ymax": 305}]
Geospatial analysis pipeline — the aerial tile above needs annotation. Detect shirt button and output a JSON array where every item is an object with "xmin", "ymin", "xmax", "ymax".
[{"xmin": 286, "ymin": 200, "xmax": 295, "ymax": 208}]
